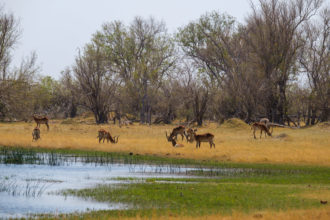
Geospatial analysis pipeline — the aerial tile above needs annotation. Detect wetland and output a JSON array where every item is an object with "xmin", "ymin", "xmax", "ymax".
[{"xmin": 0, "ymin": 146, "xmax": 329, "ymax": 219}]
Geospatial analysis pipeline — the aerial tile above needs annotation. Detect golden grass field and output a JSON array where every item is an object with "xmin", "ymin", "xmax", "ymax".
[
  {"xmin": 111, "ymin": 208, "xmax": 330, "ymax": 220},
  {"xmin": 0, "ymin": 118, "xmax": 330, "ymax": 219},
  {"xmin": 0, "ymin": 118, "xmax": 329, "ymax": 166}
]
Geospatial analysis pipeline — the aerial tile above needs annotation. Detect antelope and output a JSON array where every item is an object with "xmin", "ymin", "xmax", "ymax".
[
  {"xmin": 119, "ymin": 120, "xmax": 133, "ymax": 128},
  {"xmin": 191, "ymin": 129, "xmax": 215, "ymax": 149},
  {"xmin": 165, "ymin": 131, "xmax": 184, "ymax": 147},
  {"xmin": 165, "ymin": 125, "xmax": 186, "ymax": 142},
  {"xmin": 168, "ymin": 137, "xmax": 185, "ymax": 147},
  {"xmin": 33, "ymin": 114, "xmax": 49, "ymax": 130},
  {"xmin": 184, "ymin": 127, "xmax": 195, "ymax": 143},
  {"xmin": 251, "ymin": 122, "xmax": 272, "ymax": 139},
  {"xmin": 97, "ymin": 129, "xmax": 119, "ymax": 144},
  {"xmin": 259, "ymin": 118, "xmax": 273, "ymax": 137},
  {"xmin": 32, "ymin": 127, "xmax": 40, "ymax": 141},
  {"xmin": 260, "ymin": 118, "xmax": 270, "ymax": 125}
]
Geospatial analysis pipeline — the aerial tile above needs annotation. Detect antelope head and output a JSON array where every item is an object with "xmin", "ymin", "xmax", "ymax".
[{"xmin": 165, "ymin": 131, "xmax": 172, "ymax": 142}]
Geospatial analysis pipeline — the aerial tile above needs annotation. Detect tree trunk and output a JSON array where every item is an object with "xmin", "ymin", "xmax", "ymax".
[
  {"xmin": 306, "ymin": 105, "xmax": 311, "ymax": 126},
  {"xmin": 320, "ymin": 103, "xmax": 329, "ymax": 122},
  {"xmin": 193, "ymin": 90, "xmax": 208, "ymax": 126},
  {"xmin": 311, "ymin": 108, "xmax": 316, "ymax": 125},
  {"xmin": 140, "ymin": 77, "xmax": 148, "ymax": 124},
  {"xmin": 69, "ymin": 102, "xmax": 77, "ymax": 118},
  {"xmin": 94, "ymin": 110, "xmax": 108, "ymax": 124},
  {"xmin": 140, "ymin": 95, "xmax": 146, "ymax": 124},
  {"xmin": 147, "ymin": 106, "xmax": 151, "ymax": 125},
  {"xmin": 266, "ymin": 93, "xmax": 278, "ymax": 123},
  {"xmin": 278, "ymin": 82, "xmax": 287, "ymax": 124}
]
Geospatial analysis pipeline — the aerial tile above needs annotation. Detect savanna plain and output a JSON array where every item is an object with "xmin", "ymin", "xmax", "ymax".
[{"xmin": 0, "ymin": 117, "xmax": 329, "ymax": 219}]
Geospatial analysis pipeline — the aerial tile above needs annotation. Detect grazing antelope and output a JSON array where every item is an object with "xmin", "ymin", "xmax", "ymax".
[
  {"xmin": 32, "ymin": 127, "xmax": 40, "ymax": 141},
  {"xmin": 165, "ymin": 125, "xmax": 186, "ymax": 142},
  {"xmin": 259, "ymin": 118, "xmax": 274, "ymax": 137},
  {"xmin": 191, "ymin": 129, "xmax": 215, "ymax": 149},
  {"xmin": 251, "ymin": 122, "xmax": 272, "ymax": 139},
  {"xmin": 165, "ymin": 131, "xmax": 184, "ymax": 147},
  {"xmin": 169, "ymin": 138, "xmax": 184, "ymax": 147},
  {"xmin": 97, "ymin": 129, "xmax": 119, "ymax": 144},
  {"xmin": 33, "ymin": 114, "xmax": 49, "ymax": 130}
]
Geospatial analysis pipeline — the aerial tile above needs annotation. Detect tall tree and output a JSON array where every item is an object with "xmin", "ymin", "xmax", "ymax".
[
  {"xmin": 94, "ymin": 17, "xmax": 176, "ymax": 124},
  {"xmin": 245, "ymin": 0, "xmax": 323, "ymax": 123},
  {"xmin": 300, "ymin": 7, "xmax": 330, "ymax": 122},
  {"xmin": 177, "ymin": 11, "xmax": 264, "ymax": 122},
  {"xmin": 72, "ymin": 41, "xmax": 119, "ymax": 124},
  {"xmin": 0, "ymin": 6, "xmax": 20, "ymax": 79}
]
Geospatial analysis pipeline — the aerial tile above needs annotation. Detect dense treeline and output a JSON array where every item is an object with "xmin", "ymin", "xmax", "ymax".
[{"xmin": 0, "ymin": 0, "xmax": 329, "ymax": 125}]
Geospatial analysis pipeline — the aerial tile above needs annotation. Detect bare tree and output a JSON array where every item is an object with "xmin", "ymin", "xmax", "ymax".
[
  {"xmin": 73, "ymin": 42, "xmax": 119, "ymax": 124},
  {"xmin": 245, "ymin": 0, "xmax": 323, "ymax": 123},
  {"xmin": 300, "ymin": 7, "xmax": 330, "ymax": 123},
  {"xmin": 0, "ymin": 6, "xmax": 20, "ymax": 80},
  {"xmin": 177, "ymin": 11, "xmax": 264, "ymax": 122},
  {"xmin": 0, "ymin": 52, "xmax": 39, "ymax": 120}
]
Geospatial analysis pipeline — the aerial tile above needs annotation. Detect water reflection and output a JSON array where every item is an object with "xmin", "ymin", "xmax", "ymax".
[{"xmin": 0, "ymin": 160, "xmax": 198, "ymax": 218}]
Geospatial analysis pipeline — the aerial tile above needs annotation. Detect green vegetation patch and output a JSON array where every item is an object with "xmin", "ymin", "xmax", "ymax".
[{"xmin": 62, "ymin": 181, "xmax": 322, "ymax": 217}]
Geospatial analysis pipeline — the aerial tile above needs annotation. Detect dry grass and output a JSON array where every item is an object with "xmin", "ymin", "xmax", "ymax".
[
  {"xmin": 140, "ymin": 208, "xmax": 330, "ymax": 220},
  {"xmin": 76, "ymin": 208, "xmax": 330, "ymax": 220},
  {"xmin": 0, "ymin": 118, "xmax": 329, "ymax": 166}
]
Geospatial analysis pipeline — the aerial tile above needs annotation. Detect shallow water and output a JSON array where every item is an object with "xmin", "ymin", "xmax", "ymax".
[{"xmin": 0, "ymin": 161, "xmax": 199, "ymax": 218}]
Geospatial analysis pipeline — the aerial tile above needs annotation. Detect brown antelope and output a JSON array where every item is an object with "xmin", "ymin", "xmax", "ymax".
[
  {"xmin": 32, "ymin": 127, "xmax": 40, "ymax": 141},
  {"xmin": 251, "ymin": 122, "xmax": 272, "ymax": 139},
  {"xmin": 259, "ymin": 118, "xmax": 273, "ymax": 137},
  {"xmin": 259, "ymin": 118, "xmax": 270, "ymax": 125},
  {"xmin": 191, "ymin": 129, "xmax": 215, "ymax": 149},
  {"xmin": 97, "ymin": 129, "xmax": 119, "ymax": 144},
  {"xmin": 33, "ymin": 114, "xmax": 49, "ymax": 130},
  {"xmin": 165, "ymin": 131, "xmax": 184, "ymax": 147},
  {"xmin": 165, "ymin": 125, "xmax": 186, "ymax": 142},
  {"xmin": 184, "ymin": 127, "xmax": 195, "ymax": 143}
]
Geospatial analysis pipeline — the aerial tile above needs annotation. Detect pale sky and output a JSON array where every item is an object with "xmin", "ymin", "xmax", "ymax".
[{"xmin": 2, "ymin": 0, "xmax": 258, "ymax": 79}]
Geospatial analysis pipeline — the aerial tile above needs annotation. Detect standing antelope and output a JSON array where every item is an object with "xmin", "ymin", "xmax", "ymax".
[
  {"xmin": 32, "ymin": 127, "xmax": 40, "ymax": 141},
  {"xmin": 184, "ymin": 128, "xmax": 195, "ymax": 143},
  {"xmin": 97, "ymin": 129, "xmax": 119, "ymax": 144},
  {"xmin": 165, "ymin": 125, "xmax": 186, "ymax": 141},
  {"xmin": 251, "ymin": 122, "xmax": 272, "ymax": 139},
  {"xmin": 33, "ymin": 114, "xmax": 49, "ymax": 130},
  {"xmin": 191, "ymin": 129, "xmax": 215, "ymax": 149}
]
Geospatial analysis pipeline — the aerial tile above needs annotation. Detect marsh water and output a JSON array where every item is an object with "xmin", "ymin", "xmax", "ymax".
[{"xmin": 0, "ymin": 152, "xmax": 211, "ymax": 219}]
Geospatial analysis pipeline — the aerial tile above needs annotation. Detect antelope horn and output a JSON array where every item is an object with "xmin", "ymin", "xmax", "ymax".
[{"xmin": 165, "ymin": 131, "xmax": 169, "ymax": 140}]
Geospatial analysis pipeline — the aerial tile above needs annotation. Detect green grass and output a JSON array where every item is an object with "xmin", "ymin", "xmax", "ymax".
[{"xmin": 61, "ymin": 181, "xmax": 326, "ymax": 217}]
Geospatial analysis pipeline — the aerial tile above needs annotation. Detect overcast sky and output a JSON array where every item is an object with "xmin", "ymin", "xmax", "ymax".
[{"xmin": 2, "ymin": 0, "xmax": 259, "ymax": 79}]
